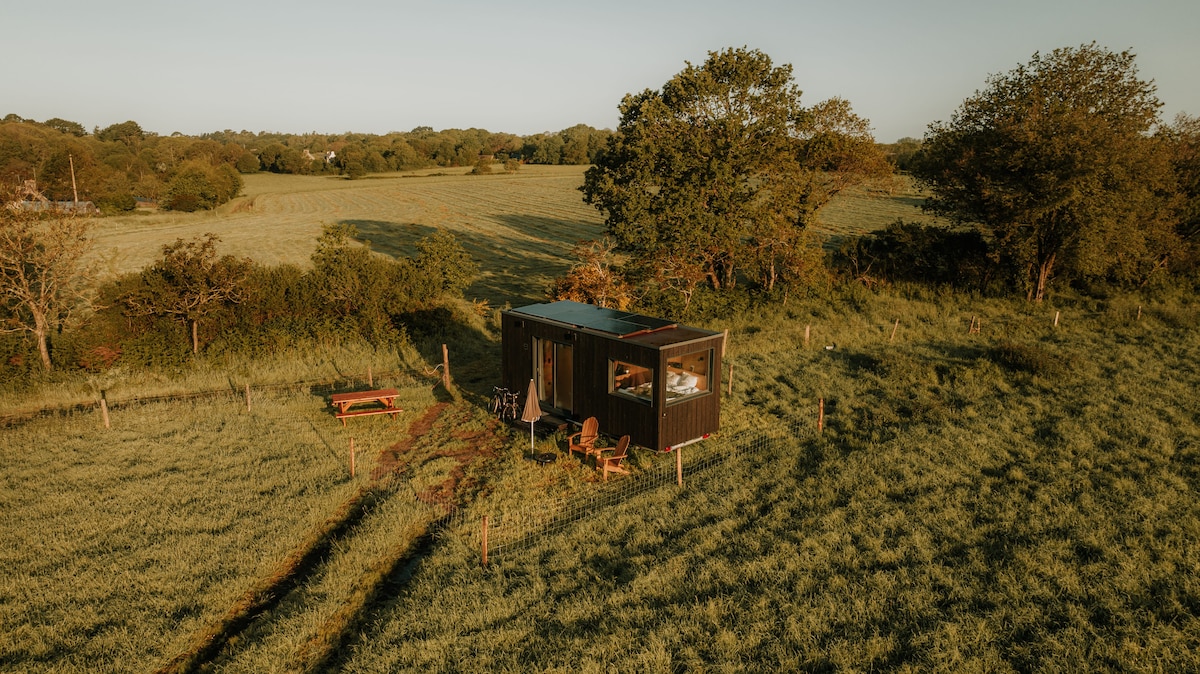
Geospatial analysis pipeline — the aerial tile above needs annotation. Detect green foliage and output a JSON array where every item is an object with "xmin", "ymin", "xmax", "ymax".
[
  {"xmin": 122, "ymin": 234, "xmax": 253, "ymax": 353},
  {"xmin": 835, "ymin": 219, "xmax": 996, "ymax": 290},
  {"xmin": 987, "ymin": 340, "xmax": 1070, "ymax": 378},
  {"xmin": 413, "ymin": 230, "xmax": 478, "ymax": 298},
  {"xmin": 582, "ymin": 47, "xmax": 890, "ymax": 300},
  {"xmin": 1163, "ymin": 113, "xmax": 1200, "ymax": 272},
  {"xmin": 42, "ymin": 117, "xmax": 86, "ymax": 136},
  {"xmin": 915, "ymin": 43, "xmax": 1179, "ymax": 301},
  {"xmin": 161, "ymin": 161, "xmax": 242, "ymax": 211},
  {"xmin": 94, "ymin": 119, "xmax": 145, "ymax": 145},
  {"xmin": 234, "ymin": 151, "xmax": 261, "ymax": 173}
]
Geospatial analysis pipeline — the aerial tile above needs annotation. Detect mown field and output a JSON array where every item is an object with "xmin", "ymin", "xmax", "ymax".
[
  {"xmin": 3, "ymin": 169, "xmax": 1198, "ymax": 672},
  {"xmin": 90, "ymin": 165, "xmax": 608, "ymax": 307},
  {"xmin": 89, "ymin": 166, "xmax": 940, "ymax": 306}
]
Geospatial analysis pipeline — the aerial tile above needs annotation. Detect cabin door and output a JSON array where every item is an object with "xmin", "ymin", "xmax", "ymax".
[{"xmin": 534, "ymin": 338, "xmax": 574, "ymax": 413}]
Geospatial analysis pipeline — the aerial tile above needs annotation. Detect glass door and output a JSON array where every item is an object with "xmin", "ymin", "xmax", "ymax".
[{"xmin": 534, "ymin": 338, "xmax": 574, "ymax": 413}]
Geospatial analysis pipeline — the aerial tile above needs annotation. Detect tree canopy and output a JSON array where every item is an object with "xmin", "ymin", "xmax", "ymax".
[
  {"xmin": 913, "ymin": 44, "xmax": 1178, "ymax": 300},
  {"xmin": 580, "ymin": 47, "xmax": 889, "ymax": 305},
  {"xmin": 0, "ymin": 202, "xmax": 94, "ymax": 370},
  {"xmin": 123, "ymin": 234, "xmax": 253, "ymax": 354}
]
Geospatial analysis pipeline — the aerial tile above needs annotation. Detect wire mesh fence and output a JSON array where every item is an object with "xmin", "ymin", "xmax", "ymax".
[{"xmin": 442, "ymin": 417, "xmax": 813, "ymax": 564}]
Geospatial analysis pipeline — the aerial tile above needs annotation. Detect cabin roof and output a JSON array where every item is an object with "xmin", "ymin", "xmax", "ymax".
[{"xmin": 508, "ymin": 300, "xmax": 718, "ymax": 348}]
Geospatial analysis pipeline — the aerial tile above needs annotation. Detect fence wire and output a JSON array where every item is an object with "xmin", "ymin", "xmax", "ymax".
[
  {"xmin": 0, "ymin": 369, "xmax": 433, "ymax": 428},
  {"xmin": 443, "ymin": 418, "xmax": 811, "ymax": 562}
]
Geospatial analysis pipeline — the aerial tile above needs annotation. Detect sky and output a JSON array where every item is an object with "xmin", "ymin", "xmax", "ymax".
[{"xmin": 5, "ymin": 0, "xmax": 1198, "ymax": 143}]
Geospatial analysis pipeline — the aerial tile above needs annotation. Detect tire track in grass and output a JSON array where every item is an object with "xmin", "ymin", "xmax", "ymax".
[
  {"xmin": 154, "ymin": 400, "xmax": 506, "ymax": 673},
  {"xmin": 289, "ymin": 404, "xmax": 507, "ymax": 673}
]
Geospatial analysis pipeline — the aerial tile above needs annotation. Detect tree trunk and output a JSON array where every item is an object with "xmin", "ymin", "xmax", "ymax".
[
  {"xmin": 34, "ymin": 322, "xmax": 52, "ymax": 371},
  {"xmin": 192, "ymin": 319, "xmax": 199, "ymax": 355},
  {"xmin": 1033, "ymin": 253, "xmax": 1056, "ymax": 303}
]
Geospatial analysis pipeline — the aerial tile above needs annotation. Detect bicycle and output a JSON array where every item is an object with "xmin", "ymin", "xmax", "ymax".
[{"xmin": 490, "ymin": 386, "xmax": 521, "ymax": 422}]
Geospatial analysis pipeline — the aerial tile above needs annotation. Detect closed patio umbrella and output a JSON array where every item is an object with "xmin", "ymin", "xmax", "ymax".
[{"xmin": 520, "ymin": 378, "xmax": 541, "ymax": 449}]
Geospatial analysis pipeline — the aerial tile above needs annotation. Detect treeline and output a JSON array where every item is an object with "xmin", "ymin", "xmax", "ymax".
[
  {"xmin": 0, "ymin": 206, "xmax": 477, "ymax": 381},
  {"xmin": 560, "ymin": 46, "xmax": 1199, "ymax": 318},
  {"xmin": 0, "ymin": 114, "xmax": 614, "ymax": 213}
]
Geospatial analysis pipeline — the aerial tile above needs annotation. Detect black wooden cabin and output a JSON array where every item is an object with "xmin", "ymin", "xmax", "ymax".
[{"xmin": 500, "ymin": 300, "xmax": 723, "ymax": 452}]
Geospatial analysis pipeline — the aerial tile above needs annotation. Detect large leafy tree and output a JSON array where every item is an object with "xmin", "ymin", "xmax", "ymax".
[
  {"xmin": 0, "ymin": 202, "xmax": 93, "ymax": 370},
  {"xmin": 123, "ymin": 234, "xmax": 252, "ymax": 354},
  {"xmin": 1163, "ymin": 114, "xmax": 1200, "ymax": 246},
  {"xmin": 581, "ymin": 47, "xmax": 888, "ymax": 297},
  {"xmin": 914, "ymin": 44, "xmax": 1178, "ymax": 301}
]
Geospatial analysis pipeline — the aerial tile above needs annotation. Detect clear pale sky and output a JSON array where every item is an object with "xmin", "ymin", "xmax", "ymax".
[{"xmin": 5, "ymin": 0, "xmax": 1197, "ymax": 143}]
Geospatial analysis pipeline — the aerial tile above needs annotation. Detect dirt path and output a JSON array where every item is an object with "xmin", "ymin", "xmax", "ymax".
[{"xmin": 157, "ymin": 400, "xmax": 506, "ymax": 674}]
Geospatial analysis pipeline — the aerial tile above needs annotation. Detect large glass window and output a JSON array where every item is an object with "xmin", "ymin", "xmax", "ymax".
[
  {"xmin": 611, "ymin": 360, "xmax": 653, "ymax": 403},
  {"xmin": 665, "ymin": 350, "xmax": 712, "ymax": 403}
]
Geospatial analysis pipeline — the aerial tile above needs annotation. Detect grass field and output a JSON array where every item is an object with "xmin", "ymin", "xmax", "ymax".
[
  {"xmin": 4, "ymin": 169, "xmax": 1198, "ymax": 672},
  {"xmin": 89, "ymin": 167, "xmax": 940, "ymax": 307},
  {"xmin": 91, "ymin": 166, "xmax": 607, "ymax": 307}
]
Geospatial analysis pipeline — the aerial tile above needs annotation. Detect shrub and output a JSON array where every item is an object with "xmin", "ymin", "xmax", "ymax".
[{"xmin": 835, "ymin": 220, "xmax": 995, "ymax": 291}]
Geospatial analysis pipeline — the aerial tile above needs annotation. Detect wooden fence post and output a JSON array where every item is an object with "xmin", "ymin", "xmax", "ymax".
[
  {"xmin": 727, "ymin": 362, "xmax": 734, "ymax": 396},
  {"xmin": 804, "ymin": 324, "xmax": 811, "ymax": 348},
  {"xmin": 1136, "ymin": 305, "xmax": 1142, "ymax": 321},
  {"xmin": 349, "ymin": 437, "xmax": 356, "ymax": 478},
  {"xmin": 99, "ymin": 391, "xmax": 110, "ymax": 430},
  {"xmin": 367, "ymin": 365, "xmax": 373, "ymax": 387},
  {"xmin": 818, "ymin": 398, "xmax": 824, "ymax": 434},
  {"xmin": 245, "ymin": 383, "xmax": 251, "ymax": 412},
  {"xmin": 481, "ymin": 515, "xmax": 489, "ymax": 569},
  {"xmin": 676, "ymin": 445, "xmax": 683, "ymax": 487},
  {"xmin": 1054, "ymin": 311, "xmax": 1060, "ymax": 327},
  {"xmin": 441, "ymin": 344, "xmax": 451, "ymax": 390},
  {"xmin": 890, "ymin": 319, "xmax": 900, "ymax": 342},
  {"xmin": 722, "ymin": 328, "xmax": 729, "ymax": 358}
]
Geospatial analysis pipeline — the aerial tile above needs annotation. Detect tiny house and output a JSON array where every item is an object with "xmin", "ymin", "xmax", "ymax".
[{"xmin": 501, "ymin": 300, "xmax": 723, "ymax": 452}]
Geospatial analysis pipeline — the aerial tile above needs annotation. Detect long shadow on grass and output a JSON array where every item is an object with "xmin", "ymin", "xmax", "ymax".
[{"xmin": 343, "ymin": 214, "xmax": 603, "ymax": 308}]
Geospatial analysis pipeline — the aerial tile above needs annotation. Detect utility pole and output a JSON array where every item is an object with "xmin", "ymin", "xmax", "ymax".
[{"xmin": 69, "ymin": 154, "xmax": 79, "ymax": 206}]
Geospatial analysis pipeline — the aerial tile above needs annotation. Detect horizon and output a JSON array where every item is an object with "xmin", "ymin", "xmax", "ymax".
[{"xmin": 6, "ymin": 0, "xmax": 1199, "ymax": 144}]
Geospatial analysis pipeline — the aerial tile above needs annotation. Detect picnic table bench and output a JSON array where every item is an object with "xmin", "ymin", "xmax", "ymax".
[{"xmin": 330, "ymin": 388, "xmax": 402, "ymax": 426}]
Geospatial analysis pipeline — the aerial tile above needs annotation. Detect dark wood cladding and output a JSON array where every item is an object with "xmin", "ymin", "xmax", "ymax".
[{"xmin": 501, "ymin": 302, "xmax": 722, "ymax": 452}]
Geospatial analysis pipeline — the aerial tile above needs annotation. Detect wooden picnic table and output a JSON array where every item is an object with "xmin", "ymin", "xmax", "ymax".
[{"xmin": 330, "ymin": 388, "xmax": 402, "ymax": 426}]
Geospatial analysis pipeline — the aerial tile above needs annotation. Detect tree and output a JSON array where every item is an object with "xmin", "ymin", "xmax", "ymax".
[
  {"xmin": 413, "ymin": 230, "xmax": 478, "ymax": 298},
  {"xmin": 43, "ymin": 117, "xmax": 87, "ymax": 137},
  {"xmin": 123, "ymin": 234, "xmax": 252, "ymax": 354},
  {"xmin": 1163, "ymin": 114, "xmax": 1200, "ymax": 245},
  {"xmin": 95, "ymin": 120, "xmax": 145, "ymax": 146},
  {"xmin": 913, "ymin": 44, "xmax": 1178, "ymax": 300},
  {"xmin": 0, "ymin": 203, "xmax": 93, "ymax": 370},
  {"xmin": 550, "ymin": 238, "xmax": 634, "ymax": 310},
  {"xmin": 581, "ymin": 47, "xmax": 889, "ymax": 296}
]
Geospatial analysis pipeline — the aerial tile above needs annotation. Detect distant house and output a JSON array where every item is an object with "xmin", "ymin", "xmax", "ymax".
[
  {"xmin": 501, "ymin": 300, "xmax": 724, "ymax": 452},
  {"xmin": 7, "ymin": 179, "xmax": 97, "ymax": 214},
  {"xmin": 16, "ymin": 200, "xmax": 98, "ymax": 214}
]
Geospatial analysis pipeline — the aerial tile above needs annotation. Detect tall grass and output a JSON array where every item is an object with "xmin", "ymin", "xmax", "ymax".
[
  {"xmin": 0, "ymin": 384, "xmax": 436, "ymax": 673},
  {"xmin": 337, "ymin": 289, "xmax": 1200, "ymax": 672},
  {"xmin": 4, "ymin": 166, "xmax": 1198, "ymax": 671}
]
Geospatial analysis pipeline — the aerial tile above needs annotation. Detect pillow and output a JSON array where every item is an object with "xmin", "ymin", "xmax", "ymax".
[
  {"xmin": 679, "ymin": 373, "xmax": 698, "ymax": 389},
  {"xmin": 666, "ymin": 372, "xmax": 682, "ymax": 387}
]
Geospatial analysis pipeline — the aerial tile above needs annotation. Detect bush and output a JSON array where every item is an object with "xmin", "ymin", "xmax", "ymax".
[{"xmin": 835, "ymin": 220, "xmax": 996, "ymax": 291}]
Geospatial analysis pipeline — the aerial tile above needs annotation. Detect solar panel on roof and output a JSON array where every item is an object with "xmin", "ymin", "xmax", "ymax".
[{"xmin": 513, "ymin": 301, "xmax": 677, "ymax": 337}]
